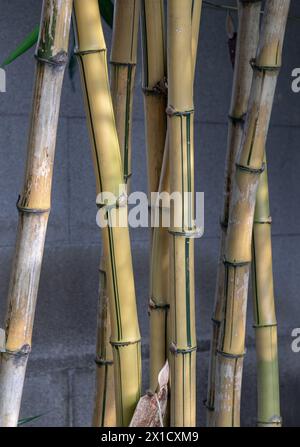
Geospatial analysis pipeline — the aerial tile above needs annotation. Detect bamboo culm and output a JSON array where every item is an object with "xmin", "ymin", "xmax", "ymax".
[
  {"xmin": 206, "ymin": 0, "xmax": 261, "ymax": 426},
  {"xmin": 0, "ymin": 0, "xmax": 73, "ymax": 427},
  {"xmin": 214, "ymin": 0, "xmax": 290, "ymax": 427},
  {"xmin": 73, "ymin": 0, "xmax": 141, "ymax": 427},
  {"xmin": 141, "ymin": 0, "xmax": 168, "ymax": 393},
  {"xmin": 252, "ymin": 155, "xmax": 281, "ymax": 427},
  {"xmin": 167, "ymin": 0, "xmax": 202, "ymax": 427},
  {"xmin": 92, "ymin": 0, "xmax": 140, "ymax": 427}
]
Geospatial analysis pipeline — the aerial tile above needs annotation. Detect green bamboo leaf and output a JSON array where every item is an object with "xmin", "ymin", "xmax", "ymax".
[
  {"xmin": 18, "ymin": 413, "xmax": 47, "ymax": 426},
  {"xmin": 1, "ymin": 25, "xmax": 39, "ymax": 67},
  {"xmin": 1, "ymin": 1, "xmax": 113, "ymax": 68}
]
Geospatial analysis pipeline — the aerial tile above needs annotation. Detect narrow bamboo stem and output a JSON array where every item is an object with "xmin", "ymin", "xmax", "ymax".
[
  {"xmin": 73, "ymin": 0, "xmax": 141, "ymax": 427},
  {"xmin": 206, "ymin": 0, "xmax": 261, "ymax": 426},
  {"xmin": 167, "ymin": 0, "xmax": 201, "ymax": 427},
  {"xmin": 92, "ymin": 259, "xmax": 116, "ymax": 427},
  {"xmin": 92, "ymin": 0, "xmax": 140, "ymax": 427},
  {"xmin": 0, "ymin": 0, "xmax": 72, "ymax": 427},
  {"xmin": 214, "ymin": 0, "xmax": 290, "ymax": 427},
  {"xmin": 252, "ymin": 155, "xmax": 281, "ymax": 427},
  {"xmin": 141, "ymin": 0, "xmax": 167, "ymax": 197},
  {"xmin": 110, "ymin": 0, "xmax": 140, "ymax": 189},
  {"xmin": 140, "ymin": 0, "xmax": 168, "ymax": 392}
]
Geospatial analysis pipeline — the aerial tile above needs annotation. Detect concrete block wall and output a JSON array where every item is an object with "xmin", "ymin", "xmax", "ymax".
[{"xmin": 0, "ymin": 0, "xmax": 300, "ymax": 426}]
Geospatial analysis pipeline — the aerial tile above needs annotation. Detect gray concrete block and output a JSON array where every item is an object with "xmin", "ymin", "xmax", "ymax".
[
  {"xmin": 0, "ymin": 115, "xmax": 70, "ymax": 246},
  {"xmin": 19, "ymin": 369, "xmax": 69, "ymax": 427}
]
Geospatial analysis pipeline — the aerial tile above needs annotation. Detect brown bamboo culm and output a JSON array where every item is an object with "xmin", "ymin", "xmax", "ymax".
[
  {"xmin": 73, "ymin": 0, "xmax": 141, "ymax": 427},
  {"xmin": 92, "ymin": 0, "xmax": 140, "ymax": 427},
  {"xmin": 213, "ymin": 0, "xmax": 290, "ymax": 427},
  {"xmin": 206, "ymin": 0, "xmax": 261, "ymax": 426},
  {"xmin": 252, "ymin": 154, "xmax": 281, "ymax": 427},
  {"xmin": 167, "ymin": 0, "xmax": 202, "ymax": 427},
  {"xmin": 0, "ymin": 0, "xmax": 73, "ymax": 427}
]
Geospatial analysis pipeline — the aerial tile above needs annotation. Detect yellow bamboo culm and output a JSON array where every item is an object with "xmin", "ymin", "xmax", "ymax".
[
  {"xmin": 73, "ymin": 0, "xmax": 141, "ymax": 427},
  {"xmin": 141, "ymin": 0, "xmax": 167, "ymax": 197},
  {"xmin": 252, "ymin": 155, "xmax": 281, "ymax": 427},
  {"xmin": 167, "ymin": 0, "xmax": 201, "ymax": 427},
  {"xmin": 206, "ymin": 0, "xmax": 261, "ymax": 426},
  {"xmin": 92, "ymin": 0, "xmax": 140, "ymax": 427},
  {"xmin": 0, "ymin": 0, "xmax": 73, "ymax": 427},
  {"xmin": 214, "ymin": 0, "xmax": 290, "ymax": 427}
]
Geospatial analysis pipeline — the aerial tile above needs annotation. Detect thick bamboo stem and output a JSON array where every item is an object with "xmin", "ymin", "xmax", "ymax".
[
  {"xmin": 0, "ymin": 0, "xmax": 72, "ymax": 427},
  {"xmin": 167, "ymin": 0, "xmax": 201, "ymax": 427},
  {"xmin": 73, "ymin": 0, "xmax": 141, "ymax": 427},
  {"xmin": 214, "ymin": 0, "xmax": 290, "ymax": 427},
  {"xmin": 206, "ymin": 0, "xmax": 261, "ymax": 426},
  {"xmin": 92, "ymin": 0, "xmax": 140, "ymax": 427},
  {"xmin": 252, "ymin": 155, "xmax": 281, "ymax": 427}
]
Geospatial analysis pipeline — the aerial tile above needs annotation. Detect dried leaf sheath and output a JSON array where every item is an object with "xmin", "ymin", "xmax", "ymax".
[
  {"xmin": 167, "ymin": 0, "xmax": 201, "ymax": 427},
  {"xmin": 73, "ymin": 0, "xmax": 141, "ymax": 427},
  {"xmin": 0, "ymin": 0, "xmax": 73, "ymax": 427},
  {"xmin": 93, "ymin": 0, "xmax": 140, "ymax": 427},
  {"xmin": 252, "ymin": 156, "xmax": 281, "ymax": 427},
  {"xmin": 206, "ymin": 0, "xmax": 261, "ymax": 426},
  {"xmin": 214, "ymin": 0, "xmax": 290, "ymax": 427}
]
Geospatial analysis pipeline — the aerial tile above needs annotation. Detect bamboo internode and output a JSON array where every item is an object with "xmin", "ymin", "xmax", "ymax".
[
  {"xmin": 0, "ymin": 0, "xmax": 73, "ymax": 427},
  {"xmin": 73, "ymin": 0, "xmax": 141, "ymax": 427}
]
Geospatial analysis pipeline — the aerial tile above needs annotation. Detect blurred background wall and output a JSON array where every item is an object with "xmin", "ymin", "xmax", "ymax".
[{"xmin": 0, "ymin": 0, "xmax": 300, "ymax": 426}]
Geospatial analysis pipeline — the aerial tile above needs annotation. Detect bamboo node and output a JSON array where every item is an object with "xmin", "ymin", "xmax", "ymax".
[
  {"xmin": 169, "ymin": 342, "xmax": 197, "ymax": 355},
  {"xmin": 110, "ymin": 338, "xmax": 141, "ymax": 348},
  {"xmin": 142, "ymin": 78, "xmax": 168, "ymax": 97},
  {"xmin": 254, "ymin": 216, "xmax": 272, "ymax": 224},
  {"xmin": 203, "ymin": 399, "xmax": 214, "ymax": 412},
  {"xmin": 96, "ymin": 192, "xmax": 128, "ymax": 210},
  {"xmin": 228, "ymin": 114, "xmax": 246, "ymax": 125},
  {"xmin": 94, "ymin": 356, "xmax": 113, "ymax": 366},
  {"xmin": 253, "ymin": 322, "xmax": 277, "ymax": 329},
  {"xmin": 216, "ymin": 349, "xmax": 246, "ymax": 359},
  {"xmin": 257, "ymin": 416, "xmax": 282, "ymax": 427},
  {"xmin": 35, "ymin": 50, "xmax": 68, "ymax": 68},
  {"xmin": 223, "ymin": 257, "xmax": 250, "ymax": 268},
  {"xmin": 236, "ymin": 162, "xmax": 265, "ymax": 175},
  {"xmin": 16, "ymin": 196, "xmax": 50, "ymax": 215},
  {"xmin": 250, "ymin": 58, "xmax": 281, "ymax": 73},
  {"xmin": 149, "ymin": 298, "xmax": 170, "ymax": 311},
  {"xmin": 211, "ymin": 317, "xmax": 221, "ymax": 327},
  {"xmin": 74, "ymin": 48, "xmax": 106, "ymax": 57},
  {"xmin": 166, "ymin": 105, "xmax": 194, "ymax": 117},
  {"xmin": 110, "ymin": 61, "xmax": 137, "ymax": 68},
  {"xmin": 5, "ymin": 344, "xmax": 31, "ymax": 357},
  {"xmin": 168, "ymin": 227, "xmax": 203, "ymax": 239}
]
